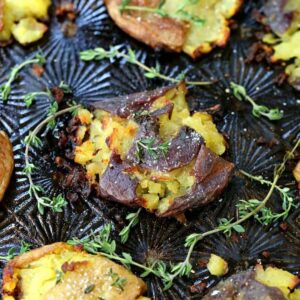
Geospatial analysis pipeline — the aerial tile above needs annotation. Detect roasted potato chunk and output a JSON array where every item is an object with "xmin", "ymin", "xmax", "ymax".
[
  {"xmin": 207, "ymin": 254, "xmax": 228, "ymax": 277},
  {"xmin": 0, "ymin": 131, "xmax": 14, "ymax": 201},
  {"xmin": 293, "ymin": 160, "xmax": 300, "ymax": 188},
  {"xmin": 58, "ymin": 83, "xmax": 234, "ymax": 216},
  {"xmin": 204, "ymin": 265, "xmax": 300, "ymax": 300},
  {"xmin": 3, "ymin": 242, "xmax": 147, "ymax": 300},
  {"xmin": 104, "ymin": 0, "xmax": 242, "ymax": 58},
  {"xmin": 0, "ymin": 0, "xmax": 50, "ymax": 45}
]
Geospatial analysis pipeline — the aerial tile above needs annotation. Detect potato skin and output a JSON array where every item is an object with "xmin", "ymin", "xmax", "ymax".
[
  {"xmin": 158, "ymin": 144, "xmax": 234, "ymax": 217},
  {"xmin": 203, "ymin": 269, "xmax": 286, "ymax": 300},
  {"xmin": 0, "ymin": 131, "xmax": 14, "ymax": 201}
]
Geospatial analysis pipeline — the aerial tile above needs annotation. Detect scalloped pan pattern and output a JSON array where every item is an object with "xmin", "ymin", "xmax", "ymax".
[{"xmin": 0, "ymin": 0, "xmax": 299, "ymax": 299}]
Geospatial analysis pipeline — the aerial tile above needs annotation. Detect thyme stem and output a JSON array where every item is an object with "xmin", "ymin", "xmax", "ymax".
[
  {"xmin": 80, "ymin": 47, "xmax": 211, "ymax": 86},
  {"xmin": 24, "ymin": 105, "xmax": 80, "ymax": 212}
]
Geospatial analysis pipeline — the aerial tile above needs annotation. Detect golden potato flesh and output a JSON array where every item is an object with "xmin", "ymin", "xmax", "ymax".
[
  {"xmin": 255, "ymin": 265, "xmax": 300, "ymax": 299},
  {"xmin": 104, "ymin": 0, "xmax": 242, "ymax": 58},
  {"xmin": 293, "ymin": 161, "xmax": 300, "ymax": 187},
  {"xmin": 3, "ymin": 243, "xmax": 147, "ymax": 300},
  {"xmin": 0, "ymin": 0, "xmax": 50, "ymax": 45},
  {"xmin": 0, "ymin": 131, "xmax": 14, "ymax": 201}
]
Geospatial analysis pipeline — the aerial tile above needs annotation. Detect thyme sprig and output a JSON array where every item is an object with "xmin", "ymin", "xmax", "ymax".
[
  {"xmin": 0, "ymin": 54, "xmax": 45, "ymax": 102},
  {"xmin": 120, "ymin": 2, "xmax": 204, "ymax": 25},
  {"xmin": 136, "ymin": 138, "xmax": 170, "ymax": 160},
  {"xmin": 119, "ymin": 209, "xmax": 142, "ymax": 244},
  {"xmin": 67, "ymin": 224, "xmax": 174, "ymax": 290},
  {"xmin": 0, "ymin": 241, "xmax": 31, "ymax": 261},
  {"xmin": 80, "ymin": 47, "xmax": 211, "ymax": 86},
  {"xmin": 238, "ymin": 170, "xmax": 295, "ymax": 224},
  {"xmin": 174, "ymin": 138, "xmax": 300, "ymax": 280},
  {"xmin": 24, "ymin": 91, "xmax": 50, "ymax": 108},
  {"xmin": 230, "ymin": 82, "xmax": 283, "ymax": 121},
  {"xmin": 107, "ymin": 268, "xmax": 127, "ymax": 292},
  {"xmin": 24, "ymin": 105, "xmax": 81, "ymax": 214},
  {"xmin": 23, "ymin": 81, "xmax": 71, "ymax": 108}
]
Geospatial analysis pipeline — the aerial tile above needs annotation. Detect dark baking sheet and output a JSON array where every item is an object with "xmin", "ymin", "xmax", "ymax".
[{"xmin": 0, "ymin": 0, "xmax": 299, "ymax": 299}]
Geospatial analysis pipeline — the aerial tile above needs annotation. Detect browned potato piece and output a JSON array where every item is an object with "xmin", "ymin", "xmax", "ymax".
[
  {"xmin": 3, "ymin": 242, "xmax": 147, "ymax": 300},
  {"xmin": 0, "ymin": 0, "xmax": 4, "ymax": 32},
  {"xmin": 104, "ymin": 0, "xmax": 242, "ymax": 58},
  {"xmin": 104, "ymin": 0, "xmax": 188, "ymax": 52},
  {"xmin": 0, "ymin": 131, "xmax": 14, "ymax": 201}
]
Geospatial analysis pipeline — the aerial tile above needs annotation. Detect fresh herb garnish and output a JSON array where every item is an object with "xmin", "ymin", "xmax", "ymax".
[
  {"xmin": 119, "ymin": 0, "xmax": 204, "ymax": 25},
  {"xmin": 0, "ymin": 241, "xmax": 31, "ymax": 261},
  {"xmin": 217, "ymin": 218, "xmax": 246, "ymax": 236},
  {"xmin": 107, "ymin": 268, "xmax": 127, "ymax": 292},
  {"xmin": 119, "ymin": 209, "xmax": 141, "ymax": 244},
  {"xmin": 23, "ymin": 81, "xmax": 72, "ymax": 108},
  {"xmin": 55, "ymin": 270, "xmax": 64, "ymax": 284},
  {"xmin": 80, "ymin": 47, "xmax": 211, "ymax": 86},
  {"xmin": 230, "ymin": 82, "xmax": 283, "ymax": 121},
  {"xmin": 67, "ymin": 224, "xmax": 173, "ymax": 290},
  {"xmin": 237, "ymin": 170, "xmax": 295, "ymax": 224},
  {"xmin": 59, "ymin": 80, "xmax": 72, "ymax": 94},
  {"xmin": 24, "ymin": 104, "xmax": 81, "ymax": 214},
  {"xmin": 24, "ymin": 91, "xmax": 50, "ymax": 108},
  {"xmin": 0, "ymin": 53, "xmax": 45, "ymax": 102},
  {"xmin": 136, "ymin": 138, "xmax": 170, "ymax": 160},
  {"xmin": 47, "ymin": 101, "xmax": 59, "ymax": 129},
  {"xmin": 84, "ymin": 284, "xmax": 96, "ymax": 294}
]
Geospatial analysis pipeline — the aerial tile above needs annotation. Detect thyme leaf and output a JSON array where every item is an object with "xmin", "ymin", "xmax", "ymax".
[
  {"xmin": 84, "ymin": 284, "xmax": 96, "ymax": 294},
  {"xmin": 136, "ymin": 138, "xmax": 170, "ymax": 160},
  {"xmin": 55, "ymin": 270, "xmax": 64, "ymax": 285},
  {"xmin": 0, "ymin": 241, "xmax": 31, "ymax": 261},
  {"xmin": 230, "ymin": 82, "xmax": 283, "ymax": 121},
  {"xmin": 119, "ymin": 208, "xmax": 141, "ymax": 244},
  {"xmin": 107, "ymin": 268, "xmax": 127, "ymax": 292},
  {"xmin": 80, "ymin": 46, "xmax": 211, "ymax": 86}
]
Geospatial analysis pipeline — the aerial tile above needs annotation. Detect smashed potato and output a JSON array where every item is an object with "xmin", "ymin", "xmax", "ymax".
[
  {"xmin": 3, "ymin": 243, "xmax": 147, "ymax": 300},
  {"xmin": 60, "ymin": 83, "xmax": 233, "ymax": 216},
  {"xmin": 0, "ymin": 131, "xmax": 14, "ymax": 201},
  {"xmin": 104, "ymin": 0, "xmax": 242, "ymax": 58},
  {"xmin": 0, "ymin": 0, "xmax": 50, "ymax": 45},
  {"xmin": 262, "ymin": 0, "xmax": 300, "ymax": 89},
  {"xmin": 204, "ymin": 265, "xmax": 300, "ymax": 300}
]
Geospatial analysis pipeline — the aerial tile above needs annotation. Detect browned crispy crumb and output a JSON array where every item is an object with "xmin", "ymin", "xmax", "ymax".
[
  {"xmin": 262, "ymin": 250, "xmax": 270, "ymax": 258},
  {"xmin": 55, "ymin": 2, "xmax": 78, "ymax": 37},
  {"xmin": 279, "ymin": 222, "xmax": 288, "ymax": 231},
  {"xmin": 190, "ymin": 282, "xmax": 207, "ymax": 294},
  {"xmin": 50, "ymin": 86, "xmax": 65, "ymax": 103},
  {"xmin": 32, "ymin": 64, "xmax": 45, "ymax": 77}
]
